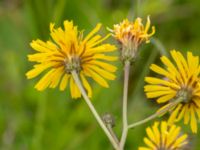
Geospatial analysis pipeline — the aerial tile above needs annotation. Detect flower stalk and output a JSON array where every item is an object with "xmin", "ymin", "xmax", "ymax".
[
  {"xmin": 120, "ymin": 60, "xmax": 130, "ymax": 149},
  {"xmin": 71, "ymin": 71, "xmax": 120, "ymax": 150},
  {"xmin": 128, "ymin": 96, "xmax": 183, "ymax": 129}
]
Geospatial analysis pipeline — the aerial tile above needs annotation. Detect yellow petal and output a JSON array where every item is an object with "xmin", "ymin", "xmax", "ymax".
[
  {"xmin": 138, "ymin": 147, "xmax": 151, "ymax": 150},
  {"xmin": 34, "ymin": 69, "xmax": 55, "ymax": 91},
  {"xmin": 166, "ymin": 126, "xmax": 180, "ymax": 147},
  {"xmin": 183, "ymin": 105, "xmax": 190, "ymax": 124},
  {"xmin": 146, "ymin": 90, "xmax": 175, "ymax": 98},
  {"xmin": 88, "ymin": 34, "xmax": 111, "ymax": 48},
  {"xmin": 161, "ymin": 121, "xmax": 167, "ymax": 145},
  {"xmin": 88, "ymin": 60, "xmax": 117, "ymax": 73},
  {"xmin": 49, "ymin": 67, "xmax": 64, "ymax": 88},
  {"xmin": 84, "ymin": 68, "xmax": 109, "ymax": 88},
  {"xmin": 80, "ymin": 73, "xmax": 92, "ymax": 98},
  {"xmin": 161, "ymin": 56, "xmax": 177, "ymax": 73},
  {"xmin": 156, "ymin": 94, "xmax": 175, "ymax": 103},
  {"xmin": 70, "ymin": 77, "xmax": 81, "ymax": 99},
  {"xmin": 195, "ymin": 107, "xmax": 200, "ymax": 119},
  {"xmin": 26, "ymin": 63, "xmax": 52, "ymax": 79},
  {"xmin": 150, "ymin": 64, "xmax": 172, "ymax": 79},
  {"xmin": 86, "ymin": 35, "xmax": 102, "ymax": 47},
  {"xmin": 88, "ymin": 44, "xmax": 116, "ymax": 53},
  {"xmin": 193, "ymin": 98, "xmax": 200, "ymax": 108},
  {"xmin": 93, "ymin": 54, "xmax": 118, "ymax": 61},
  {"xmin": 144, "ymin": 138, "xmax": 156, "ymax": 149},
  {"xmin": 168, "ymin": 104, "xmax": 182, "ymax": 125},
  {"xmin": 59, "ymin": 74, "xmax": 69, "ymax": 91},
  {"xmin": 30, "ymin": 40, "xmax": 57, "ymax": 52},
  {"xmin": 146, "ymin": 127, "xmax": 156, "ymax": 143},
  {"xmin": 145, "ymin": 77, "xmax": 180, "ymax": 90},
  {"xmin": 170, "ymin": 50, "xmax": 187, "ymax": 83},
  {"xmin": 152, "ymin": 122, "xmax": 160, "ymax": 145},
  {"xmin": 87, "ymin": 65, "xmax": 116, "ymax": 80},
  {"xmin": 176, "ymin": 106, "xmax": 186, "ymax": 122},
  {"xmin": 144, "ymin": 85, "xmax": 171, "ymax": 92},
  {"xmin": 83, "ymin": 23, "xmax": 102, "ymax": 43},
  {"xmin": 173, "ymin": 134, "xmax": 188, "ymax": 148},
  {"xmin": 190, "ymin": 106, "xmax": 197, "ymax": 133}
]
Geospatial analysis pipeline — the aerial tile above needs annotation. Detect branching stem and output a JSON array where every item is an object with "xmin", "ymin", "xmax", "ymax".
[
  {"xmin": 72, "ymin": 71, "xmax": 120, "ymax": 150},
  {"xmin": 128, "ymin": 97, "xmax": 183, "ymax": 129}
]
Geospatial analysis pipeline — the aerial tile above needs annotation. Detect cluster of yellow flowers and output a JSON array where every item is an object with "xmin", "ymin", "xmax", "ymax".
[{"xmin": 26, "ymin": 16, "xmax": 200, "ymax": 149}]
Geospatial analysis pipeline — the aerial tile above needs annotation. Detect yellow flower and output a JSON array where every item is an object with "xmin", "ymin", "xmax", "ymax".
[
  {"xmin": 138, "ymin": 121, "xmax": 188, "ymax": 150},
  {"xmin": 144, "ymin": 50, "xmax": 200, "ymax": 133},
  {"xmin": 109, "ymin": 16, "xmax": 155, "ymax": 62},
  {"xmin": 26, "ymin": 20, "xmax": 117, "ymax": 99}
]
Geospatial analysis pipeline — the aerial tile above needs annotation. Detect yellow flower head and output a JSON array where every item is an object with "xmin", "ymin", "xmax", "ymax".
[
  {"xmin": 145, "ymin": 50, "xmax": 200, "ymax": 133},
  {"xmin": 138, "ymin": 121, "xmax": 188, "ymax": 150},
  {"xmin": 112, "ymin": 16, "xmax": 155, "ymax": 45},
  {"xmin": 109, "ymin": 16, "xmax": 155, "ymax": 61},
  {"xmin": 26, "ymin": 20, "xmax": 117, "ymax": 99}
]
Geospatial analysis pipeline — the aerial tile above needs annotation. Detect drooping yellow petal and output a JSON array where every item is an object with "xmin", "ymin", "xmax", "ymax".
[
  {"xmin": 49, "ymin": 67, "xmax": 64, "ymax": 88},
  {"xmin": 70, "ymin": 77, "xmax": 81, "ymax": 99},
  {"xmin": 168, "ymin": 104, "xmax": 182, "ymax": 125},
  {"xmin": 183, "ymin": 105, "xmax": 190, "ymax": 124},
  {"xmin": 26, "ymin": 63, "xmax": 52, "ymax": 79},
  {"xmin": 190, "ymin": 106, "xmax": 197, "ymax": 133},
  {"xmin": 176, "ymin": 106, "xmax": 186, "ymax": 122},
  {"xmin": 80, "ymin": 73, "xmax": 92, "ymax": 98},
  {"xmin": 59, "ymin": 74, "xmax": 69, "ymax": 91},
  {"xmin": 34, "ymin": 69, "xmax": 55, "ymax": 91}
]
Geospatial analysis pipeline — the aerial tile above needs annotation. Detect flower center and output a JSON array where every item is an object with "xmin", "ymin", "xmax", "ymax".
[
  {"xmin": 64, "ymin": 55, "xmax": 82, "ymax": 73},
  {"xmin": 177, "ymin": 87, "xmax": 193, "ymax": 103}
]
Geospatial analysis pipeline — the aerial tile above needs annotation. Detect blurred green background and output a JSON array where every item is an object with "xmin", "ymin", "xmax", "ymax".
[{"xmin": 0, "ymin": 0, "xmax": 200, "ymax": 149}]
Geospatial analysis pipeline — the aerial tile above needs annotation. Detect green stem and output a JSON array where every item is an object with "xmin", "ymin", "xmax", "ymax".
[
  {"xmin": 71, "ymin": 71, "xmax": 120, "ymax": 150},
  {"xmin": 128, "ymin": 97, "xmax": 183, "ymax": 129},
  {"xmin": 120, "ymin": 61, "xmax": 130, "ymax": 149},
  {"xmin": 107, "ymin": 124, "xmax": 119, "ymax": 144}
]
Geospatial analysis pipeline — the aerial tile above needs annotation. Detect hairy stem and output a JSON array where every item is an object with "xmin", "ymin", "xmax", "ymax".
[
  {"xmin": 120, "ymin": 61, "xmax": 130, "ymax": 149},
  {"xmin": 128, "ymin": 97, "xmax": 183, "ymax": 129},
  {"xmin": 71, "ymin": 71, "xmax": 120, "ymax": 150}
]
